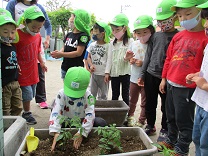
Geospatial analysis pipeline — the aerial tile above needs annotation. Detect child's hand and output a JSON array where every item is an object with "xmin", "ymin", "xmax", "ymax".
[
  {"xmin": 51, "ymin": 133, "xmax": 59, "ymax": 151},
  {"xmin": 138, "ymin": 78, "xmax": 144, "ymax": 86},
  {"xmin": 159, "ymin": 78, "xmax": 166, "ymax": 94},
  {"xmin": 18, "ymin": 65, "xmax": 22, "ymax": 75},
  {"xmin": 51, "ymin": 50, "xmax": 63, "ymax": 59},
  {"xmin": 135, "ymin": 59, "xmax": 143, "ymax": 67},
  {"xmin": 129, "ymin": 58, "xmax": 136, "ymax": 65},
  {"xmin": 73, "ymin": 133, "xmax": 83, "ymax": 149},
  {"xmin": 192, "ymin": 76, "xmax": 208, "ymax": 90},
  {"xmin": 40, "ymin": 62, "xmax": 48, "ymax": 72},
  {"xmin": 124, "ymin": 50, "xmax": 134, "ymax": 61},
  {"xmin": 186, "ymin": 73, "xmax": 195, "ymax": 84},
  {"xmin": 104, "ymin": 73, "xmax": 110, "ymax": 83},
  {"xmin": 90, "ymin": 65, "xmax": 95, "ymax": 73}
]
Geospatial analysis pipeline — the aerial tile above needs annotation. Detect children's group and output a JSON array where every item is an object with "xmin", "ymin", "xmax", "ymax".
[{"xmin": 1, "ymin": 0, "xmax": 208, "ymax": 155}]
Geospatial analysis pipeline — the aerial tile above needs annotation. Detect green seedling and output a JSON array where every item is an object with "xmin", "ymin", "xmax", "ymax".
[
  {"xmin": 56, "ymin": 115, "xmax": 83, "ymax": 148},
  {"xmin": 95, "ymin": 124, "xmax": 123, "ymax": 155}
]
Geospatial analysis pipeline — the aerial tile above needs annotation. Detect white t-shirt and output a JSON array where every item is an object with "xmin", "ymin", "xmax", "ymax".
[
  {"xmin": 130, "ymin": 40, "xmax": 147, "ymax": 83},
  {"xmin": 15, "ymin": 2, "xmax": 35, "ymax": 22},
  {"xmin": 87, "ymin": 41, "xmax": 109, "ymax": 75},
  {"xmin": 191, "ymin": 44, "xmax": 208, "ymax": 112}
]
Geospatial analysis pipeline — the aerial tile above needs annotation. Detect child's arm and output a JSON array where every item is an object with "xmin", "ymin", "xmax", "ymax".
[
  {"xmin": 73, "ymin": 93, "xmax": 95, "ymax": 149},
  {"xmin": 38, "ymin": 53, "xmax": 47, "ymax": 72},
  {"xmin": 105, "ymin": 43, "xmax": 113, "ymax": 82},
  {"xmin": 191, "ymin": 76, "xmax": 208, "ymax": 91},
  {"xmin": 49, "ymin": 90, "xmax": 65, "ymax": 151},
  {"xmin": 87, "ymin": 53, "xmax": 95, "ymax": 73},
  {"xmin": 51, "ymin": 46, "xmax": 85, "ymax": 58}
]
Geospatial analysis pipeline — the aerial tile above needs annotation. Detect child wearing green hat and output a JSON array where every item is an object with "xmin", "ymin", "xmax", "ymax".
[
  {"xmin": 105, "ymin": 13, "xmax": 134, "ymax": 106},
  {"xmin": 15, "ymin": 6, "xmax": 47, "ymax": 124},
  {"xmin": 159, "ymin": 0, "xmax": 208, "ymax": 155},
  {"xmin": 186, "ymin": 2, "xmax": 208, "ymax": 156},
  {"xmin": 138, "ymin": 0, "xmax": 179, "ymax": 142},
  {"xmin": 87, "ymin": 22, "xmax": 111, "ymax": 100},
  {"xmin": 0, "ymin": 8, "xmax": 22, "ymax": 116},
  {"xmin": 185, "ymin": 2, "xmax": 208, "ymax": 156},
  {"xmin": 125, "ymin": 15, "xmax": 155, "ymax": 127},
  {"xmin": 51, "ymin": 9, "xmax": 90, "ymax": 79},
  {"xmin": 50, "ymin": 67, "xmax": 107, "ymax": 151}
]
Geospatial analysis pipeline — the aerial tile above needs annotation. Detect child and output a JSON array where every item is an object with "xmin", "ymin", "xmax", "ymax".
[
  {"xmin": 138, "ymin": 0, "xmax": 178, "ymax": 142},
  {"xmin": 87, "ymin": 22, "xmax": 111, "ymax": 100},
  {"xmin": 186, "ymin": 2, "xmax": 208, "ymax": 156},
  {"xmin": 125, "ymin": 15, "xmax": 155, "ymax": 127},
  {"xmin": 0, "ymin": 9, "xmax": 22, "ymax": 116},
  {"xmin": 49, "ymin": 67, "xmax": 107, "ymax": 151},
  {"xmin": 159, "ymin": 0, "xmax": 208, "ymax": 155},
  {"xmin": 15, "ymin": 6, "xmax": 47, "ymax": 124},
  {"xmin": 51, "ymin": 9, "xmax": 90, "ymax": 79},
  {"xmin": 105, "ymin": 13, "xmax": 134, "ymax": 106}
]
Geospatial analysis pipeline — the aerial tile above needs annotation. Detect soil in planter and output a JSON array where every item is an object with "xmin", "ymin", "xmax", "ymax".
[{"xmin": 23, "ymin": 135, "xmax": 146, "ymax": 156}]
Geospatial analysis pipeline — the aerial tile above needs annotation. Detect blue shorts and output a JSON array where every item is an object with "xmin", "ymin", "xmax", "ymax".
[
  {"xmin": 61, "ymin": 69, "xmax": 67, "ymax": 79},
  {"xmin": 21, "ymin": 84, "xmax": 37, "ymax": 102}
]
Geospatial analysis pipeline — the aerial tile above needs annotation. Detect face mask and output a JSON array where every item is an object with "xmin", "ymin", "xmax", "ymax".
[
  {"xmin": 92, "ymin": 34, "xmax": 99, "ymax": 41},
  {"xmin": 0, "ymin": 36, "xmax": 13, "ymax": 44},
  {"xmin": 180, "ymin": 11, "xmax": 201, "ymax": 30},
  {"xmin": 26, "ymin": 25, "xmax": 37, "ymax": 36},
  {"xmin": 69, "ymin": 21, "xmax": 75, "ymax": 30},
  {"xmin": 137, "ymin": 33, "xmax": 151, "ymax": 44},
  {"xmin": 113, "ymin": 28, "xmax": 125, "ymax": 40},
  {"xmin": 157, "ymin": 18, "xmax": 174, "ymax": 32}
]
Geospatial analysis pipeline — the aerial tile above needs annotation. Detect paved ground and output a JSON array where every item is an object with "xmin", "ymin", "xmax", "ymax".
[{"xmin": 29, "ymin": 60, "xmax": 195, "ymax": 156}]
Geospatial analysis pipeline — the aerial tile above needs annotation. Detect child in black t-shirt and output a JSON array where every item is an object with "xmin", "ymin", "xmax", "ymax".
[
  {"xmin": 51, "ymin": 9, "xmax": 91, "ymax": 79},
  {"xmin": 0, "ymin": 8, "xmax": 22, "ymax": 115}
]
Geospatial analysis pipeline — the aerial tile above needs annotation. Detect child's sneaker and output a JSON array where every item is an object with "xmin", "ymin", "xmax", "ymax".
[
  {"xmin": 144, "ymin": 125, "xmax": 156, "ymax": 136},
  {"xmin": 157, "ymin": 141, "xmax": 174, "ymax": 152},
  {"xmin": 39, "ymin": 102, "xmax": 48, "ymax": 109},
  {"xmin": 127, "ymin": 116, "xmax": 136, "ymax": 127},
  {"xmin": 22, "ymin": 112, "xmax": 37, "ymax": 125},
  {"xmin": 157, "ymin": 128, "xmax": 168, "ymax": 142}
]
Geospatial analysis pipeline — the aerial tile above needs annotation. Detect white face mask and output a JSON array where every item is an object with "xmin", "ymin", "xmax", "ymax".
[
  {"xmin": 26, "ymin": 25, "xmax": 37, "ymax": 36},
  {"xmin": 68, "ymin": 21, "xmax": 75, "ymax": 30},
  {"xmin": 136, "ymin": 33, "xmax": 151, "ymax": 44}
]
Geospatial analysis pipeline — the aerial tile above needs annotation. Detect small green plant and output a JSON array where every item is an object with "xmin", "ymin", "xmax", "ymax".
[
  {"xmin": 152, "ymin": 143, "xmax": 174, "ymax": 156},
  {"xmin": 94, "ymin": 124, "xmax": 123, "ymax": 155},
  {"xmin": 56, "ymin": 115, "xmax": 83, "ymax": 147}
]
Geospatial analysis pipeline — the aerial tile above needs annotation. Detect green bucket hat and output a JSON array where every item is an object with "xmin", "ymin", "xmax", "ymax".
[
  {"xmin": 133, "ymin": 15, "xmax": 153, "ymax": 31},
  {"xmin": 17, "ymin": 6, "xmax": 45, "ymax": 26},
  {"xmin": 110, "ymin": 13, "xmax": 131, "ymax": 37},
  {"xmin": 64, "ymin": 67, "xmax": 90, "ymax": 98},
  {"xmin": 96, "ymin": 21, "xmax": 112, "ymax": 43},
  {"xmin": 72, "ymin": 9, "xmax": 91, "ymax": 36},
  {"xmin": 196, "ymin": 0, "xmax": 208, "ymax": 5},
  {"xmin": 0, "ymin": 9, "xmax": 17, "ymax": 26},
  {"xmin": 0, "ymin": 8, "xmax": 12, "ymax": 17},
  {"xmin": 156, "ymin": 0, "xmax": 177, "ymax": 20},
  {"xmin": 197, "ymin": 1, "xmax": 208, "ymax": 8},
  {"xmin": 171, "ymin": 0, "xmax": 197, "ymax": 11}
]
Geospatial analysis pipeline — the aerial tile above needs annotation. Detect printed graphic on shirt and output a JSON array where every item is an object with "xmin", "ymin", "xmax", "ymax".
[
  {"xmin": 87, "ymin": 95, "xmax": 95, "ymax": 105},
  {"xmin": 65, "ymin": 38, "xmax": 78, "ymax": 48},
  {"xmin": 91, "ymin": 44, "xmax": 106, "ymax": 65},
  {"xmin": 80, "ymin": 36, "xmax": 88, "ymax": 43},
  {"xmin": 171, "ymin": 38, "xmax": 200, "ymax": 69},
  {"xmin": 6, "ymin": 51, "xmax": 18, "ymax": 69}
]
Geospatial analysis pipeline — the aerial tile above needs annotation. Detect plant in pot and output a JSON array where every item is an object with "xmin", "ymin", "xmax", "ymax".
[{"xmin": 95, "ymin": 124, "xmax": 123, "ymax": 155}]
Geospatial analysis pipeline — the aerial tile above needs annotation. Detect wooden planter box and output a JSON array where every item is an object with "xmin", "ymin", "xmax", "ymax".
[
  {"xmin": 15, "ymin": 127, "xmax": 157, "ymax": 156},
  {"xmin": 95, "ymin": 100, "xmax": 129, "ymax": 126}
]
